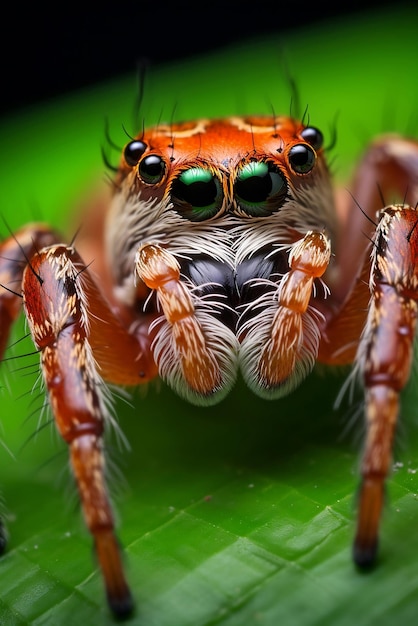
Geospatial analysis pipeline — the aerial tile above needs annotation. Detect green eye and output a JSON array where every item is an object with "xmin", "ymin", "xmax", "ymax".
[
  {"xmin": 171, "ymin": 167, "xmax": 223, "ymax": 222},
  {"xmin": 235, "ymin": 161, "xmax": 287, "ymax": 216}
]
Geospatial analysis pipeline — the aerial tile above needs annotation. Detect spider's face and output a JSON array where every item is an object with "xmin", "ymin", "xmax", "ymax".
[
  {"xmin": 104, "ymin": 117, "xmax": 336, "ymax": 405},
  {"xmin": 107, "ymin": 116, "xmax": 336, "ymax": 294}
]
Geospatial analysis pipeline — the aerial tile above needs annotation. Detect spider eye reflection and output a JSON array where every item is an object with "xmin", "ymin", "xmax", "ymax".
[
  {"xmin": 124, "ymin": 140, "xmax": 147, "ymax": 166},
  {"xmin": 235, "ymin": 161, "xmax": 287, "ymax": 216},
  {"xmin": 288, "ymin": 144, "xmax": 316, "ymax": 174},
  {"xmin": 139, "ymin": 154, "xmax": 166, "ymax": 184},
  {"xmin": 171, "ymin": 167, "xmax": 223, "ymax": 221},
  {"xmin": 300, "ymin": 126, "xmax": 323, "ymax": 151}
]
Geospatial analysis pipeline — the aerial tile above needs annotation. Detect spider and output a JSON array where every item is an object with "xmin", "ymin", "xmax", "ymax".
[{"xmin": 0, "ymin": 109, "xmax": 417, "ymax": 618}]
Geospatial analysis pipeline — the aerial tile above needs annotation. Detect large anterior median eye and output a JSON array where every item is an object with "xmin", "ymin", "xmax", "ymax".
[
  {"xmin": 170, "ymin": 167, "xmax": 223, "ymax": 221},
  {"xmin": 235, "ymin": 161, "xmax": 287, "ymax": 216}
]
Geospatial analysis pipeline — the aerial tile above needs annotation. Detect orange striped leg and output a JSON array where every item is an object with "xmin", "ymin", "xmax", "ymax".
[
  {"xmin": 136, "ymin": 243, "xmax": 227, "ymax": 399},
  {"xmin": 0, "ymin": 226, "xmax": 159, "ymax": 615},
  {"xmin": 20, "ymin": 243, "xmax": 140, "ymax": 617},
  {"xmin": 257, "ymin": 230, "xmax": 331, "ymax": 389},
  {"xmin": 0, "ymin": 223, "xmax": 157, "ymax": 385},
  {"xmin": 0, "ymin": 225, "xmax": 162, "ymax": 615},
  {"xmin": 354, "ymin": 204, "xmax": 418, "ymax": 566}
]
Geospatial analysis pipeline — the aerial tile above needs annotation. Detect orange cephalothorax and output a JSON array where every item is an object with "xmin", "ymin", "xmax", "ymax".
[{"xmin": 113, "ymin": 116, "xmax": 334, "ymax": 222}]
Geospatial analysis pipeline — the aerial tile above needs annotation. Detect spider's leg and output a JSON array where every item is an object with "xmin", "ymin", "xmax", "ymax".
[
  {"xmin": 239, "ymin": 230, "xmax": 332, "ymax": 397},
  {"xmin": 353, "ymin": 204, "xmax": 418, "ymax": 566},
  {"xmin": 319, "ymin": 204, "xmax": 418, "ymax": 565},
  {"xmin": 17, "ymin": 240, "xmax": 156, "ymax": 618},
  {"xmin": 135, "ymin": 242, "xmax": 239, "ymax": 404},
  {"xmin": 333, "ymin": 135, "xmax": 418, "ymax": 304}
]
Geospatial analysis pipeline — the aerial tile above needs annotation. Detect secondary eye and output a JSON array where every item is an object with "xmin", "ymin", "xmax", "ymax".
[
  {"xmin": 170, "ymin": 167, "xmax": 223, "ymax": 222},
  {"xmin": 123, "ymin": 139, "xmax": 147, "ymax": 166},
  {"xmin": 138, "ymin": 154, "xmax": 166, "ymax": 184},
  {"xmin": 288, "ymin": 144, "xmax": 316, "ymax": 174},
  {"xmin": 300, "ymin": 126, "xmax": 323, "ymax": 151},
  {"xmin": 235, "ymin": 161, "xmax": 287, "ymax": 216}
]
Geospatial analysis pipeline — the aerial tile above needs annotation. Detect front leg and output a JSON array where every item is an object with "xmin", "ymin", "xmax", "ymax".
[
  {"xmin": 0, "ymin": 225, "xmax": 158, "ymax": 618},
  {"xmin": 319, "ymin": 204, "xmax": 418, "ymax": 565},
  {"xmin": 354, "ymin": 204, "xmax": 418, "ymax": 565},
  {"xmin": 21, "ymin": 243, "xmax": 134, "ymax": 617}
]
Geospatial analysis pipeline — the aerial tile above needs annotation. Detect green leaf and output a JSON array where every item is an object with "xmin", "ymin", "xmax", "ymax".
[{"xmin": 1, "ymin": 6, "xmax": 418, "ymax": 625}]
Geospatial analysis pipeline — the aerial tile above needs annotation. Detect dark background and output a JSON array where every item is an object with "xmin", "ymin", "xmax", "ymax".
[{"xmin": 0, "ymin": 1, "xmax": 413, "ymax": 118}]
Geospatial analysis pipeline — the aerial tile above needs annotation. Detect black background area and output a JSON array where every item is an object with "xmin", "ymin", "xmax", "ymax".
[{"xmin": 0, "ymin": 1, "xmax": 411, "ymax": 117}]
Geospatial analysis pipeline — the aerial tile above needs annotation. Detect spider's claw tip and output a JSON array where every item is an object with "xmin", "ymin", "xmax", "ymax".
[
  {"xmin": 108, "ymin": 590, "xmax": 135, "ymax": 621},
  {"xmin": 94, "ymin": 531, "xmax": 135, "ymax": 619},
  {"xmin": 353, "ymin": 538, "xmax": 378, "ymax": 570}
]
